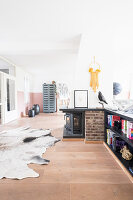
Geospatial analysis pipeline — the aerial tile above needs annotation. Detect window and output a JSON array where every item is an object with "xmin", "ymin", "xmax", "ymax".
[
  {"xmin": 7, "ymin": 79, "xmax": 15, "ymax": 111},
  {"xmin": 113, "ymin": 70, "xmax": 133, "ymax": 100},
  {"xmin": 0, "ymin": 59, "xmax": 16, "ymax": 76}
]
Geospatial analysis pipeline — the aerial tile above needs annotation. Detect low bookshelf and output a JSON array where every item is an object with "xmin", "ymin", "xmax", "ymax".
[{"xmin": 104, "ymin": 109, "xmax": 133, "ymax": 179}]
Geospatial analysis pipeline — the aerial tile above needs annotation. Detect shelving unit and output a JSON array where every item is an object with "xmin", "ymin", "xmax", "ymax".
[
  {"xmin": 105, "ymin": 125, "xmax": 133, "ymax": 148},
  {"xmin": 43, "ymin": 83, "xmax": 56, "ymax": 113},
  {"xmin": 104, "ymin": 109, "xmax": 133, "ymax": 178}
]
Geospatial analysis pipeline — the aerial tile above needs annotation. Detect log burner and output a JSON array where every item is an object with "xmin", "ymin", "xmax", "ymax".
[{"xmin": 64, "ymin": 112, "xmax": 85, "ymax": 138}]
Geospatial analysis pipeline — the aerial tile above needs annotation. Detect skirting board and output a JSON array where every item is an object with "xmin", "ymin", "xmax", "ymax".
[
  {"xmin": 62, "ymin": 139, "xmax": 103, "ymax": 143},
  {"xmin": 84, "ymin": 140, "xmax": 103, "ymax": 144},
  {"xmin": 62, "ymin": 138, "xmax": 84, "ymax": 142},
  {"xmin": 104, "ymin": 142, "xmax": 133, "ymax": 183}
]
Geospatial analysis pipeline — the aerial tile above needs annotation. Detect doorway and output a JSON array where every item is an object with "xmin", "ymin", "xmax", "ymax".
[
  {"xmin": 0, "ymin": 73, "xmax": 2, "ymax": 124},
  {"xmin": 0, "ymin": 72, "xmax": 17, "ymax": 124}
]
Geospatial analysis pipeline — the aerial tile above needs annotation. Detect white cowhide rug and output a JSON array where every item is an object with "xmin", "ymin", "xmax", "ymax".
[{"xmin": 0, "ymin": 127, "xmax": 59, "ymax": 179}]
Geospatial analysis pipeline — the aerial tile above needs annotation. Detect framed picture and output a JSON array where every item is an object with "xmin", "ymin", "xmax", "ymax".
[{"xmin": 74, "ymin": 90, "xmax": 88, "ymax": 108}]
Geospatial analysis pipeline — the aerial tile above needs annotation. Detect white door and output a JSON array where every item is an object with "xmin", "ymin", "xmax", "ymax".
[
  {"xmin": 3, "ymin": 73, "xmax": 17, "ymax": 123},
  {"xmin": 0, "ymin": 72, "xmax": 4, "ymax": 124}
]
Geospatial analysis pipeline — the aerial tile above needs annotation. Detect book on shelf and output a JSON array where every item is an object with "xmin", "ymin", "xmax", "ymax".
[
  {"xmin": 106, "ymin": 129, "xmax": 115, "ymax": 147},
  {"xmin": 106, "ymin": 129, "xmax": 126, "ymax": 151},
  {"xmin": 121, "ymin": 120, "xmax": 133, "ymax": 140},
  {"xmin": 107, "ymin": 115, "xmax": 133, "ymax": 140},
  {"xmin": 107, "ymin": 115, "xmax": 120, "ymax": 127},
  {"xmin": 129, "ymin": 129, "xmax": 133, "ymax": 140},
  {"xmin": 129, "ymin": 166, "xmax": 133, "ymax": 175},
  {"xmin": 122, "ymin": 120, "xmax": 127, "ymax": 135}
]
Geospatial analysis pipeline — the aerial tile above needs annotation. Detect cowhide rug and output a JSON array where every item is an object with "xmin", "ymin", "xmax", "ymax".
[{"xmin": 0, "ymin": 127, "xmax": 59, "ymax": 179}]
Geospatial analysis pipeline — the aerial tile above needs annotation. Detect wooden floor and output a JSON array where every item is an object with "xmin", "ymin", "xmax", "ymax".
[{"xmin": 0, "ymin": 113, "xmax": 133, "ymax": 200}]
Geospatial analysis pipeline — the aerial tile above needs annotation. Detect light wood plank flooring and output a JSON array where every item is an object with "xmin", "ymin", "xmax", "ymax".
[{"xmin": 0, "ymin": 113, "xmax": 133, "ymax": 200}]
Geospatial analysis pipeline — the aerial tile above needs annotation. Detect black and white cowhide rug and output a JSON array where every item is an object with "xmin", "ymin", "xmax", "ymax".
[{"xmin": 0, "ymin": 127, "xmax": 59, "ymax": 179}]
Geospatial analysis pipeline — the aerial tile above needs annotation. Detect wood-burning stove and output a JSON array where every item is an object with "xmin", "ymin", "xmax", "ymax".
[
  {"xmin": 65, "ymin": 113, "xmax": 73, "ymax": 133},
  {"xmin": 64, "ymin": 112, "xmax": 85, "ymax": 138}
]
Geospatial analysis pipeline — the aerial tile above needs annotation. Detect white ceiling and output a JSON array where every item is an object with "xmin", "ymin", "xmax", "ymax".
[
  {"xmin": 3, "ymin": 52, "xmax": 77, "ymax": 74},
  {"xmin": 0, "ymin": 0, "xmax": 86, "ymax": 53},
  {"xmin": 0, "ymin": 0, "xmax": 133, "ymax": 71},
  {"xmin": 1, "ymin": 0, "xmax": 132, "ymax": 52}
]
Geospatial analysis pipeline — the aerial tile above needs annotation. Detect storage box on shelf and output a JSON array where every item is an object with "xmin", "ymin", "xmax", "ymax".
[{"xmin": 104, "ymin": 109, "xmax": 133, "ymax": 177}]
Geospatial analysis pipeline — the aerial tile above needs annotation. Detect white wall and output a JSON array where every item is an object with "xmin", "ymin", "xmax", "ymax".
[
  {"xmin": 30, "ymin": 52, "xmax": 78, "ymax": 93},
  {"xmin": 16, "ymin": 66, "xmax": 32, "ymax": 92},
  {"xmin": 72, "ymin": 33, "xmax": 114, "ymax": 107},
  {"xmin": 112, "ymin": 26, "xmax": 133, "ymax": 100},
  {"xmin": 1, "ymin": 0, "xmax": 133, "ymax": 107},
  {"xmin": 15, "ymin": 66, "xmax": 33, "ymax": 117}
]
